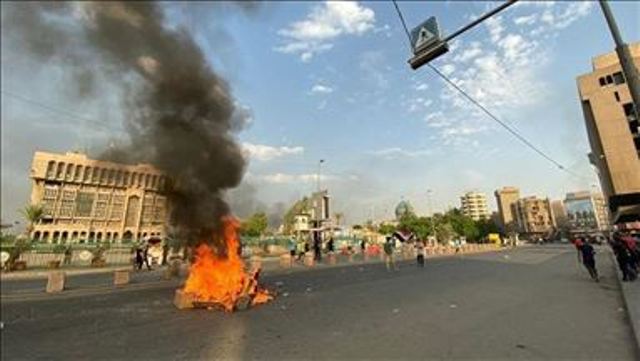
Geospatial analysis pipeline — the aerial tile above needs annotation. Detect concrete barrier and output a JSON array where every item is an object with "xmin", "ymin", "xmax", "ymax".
[
  {"xmin": 304, "ymin": 252, "xmax": 315, "ymax": 267},
  {"xmin": 46, "ymin": 271, "xmax": 65, "ymax": 293},
  {"xmin": 279, "ymin": 254, "xmax": 292, "ymax": 268},
  {"xmin": 113, "ymin": 269, "xmax": 130, "ymax": 286},
  {"xmin": 327, "ymin": 252, "xmax": 337, "ymax": 265}
]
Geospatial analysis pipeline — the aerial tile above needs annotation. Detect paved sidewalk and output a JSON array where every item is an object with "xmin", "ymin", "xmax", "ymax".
[{"xmin": 610, "ymin": 249, "xmax": 640, "ymax": 355}]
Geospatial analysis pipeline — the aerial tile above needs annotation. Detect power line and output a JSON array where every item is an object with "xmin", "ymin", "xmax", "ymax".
[
  {"xmin": 0, "ymin": 89, "xmax": 114, "ymax": 130},
  {"xmin": 390, "ymin": 1, "xmax": 592, "ymax": 181}
]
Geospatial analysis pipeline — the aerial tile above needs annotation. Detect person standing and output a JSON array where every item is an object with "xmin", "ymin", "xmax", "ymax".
[
  {"xmin": 415, "ymin": 240, "xmax": 426, "ymax": 267},
  {"xmin": 142, "ymin": 243, "xmax": 152, "ymax": 270},
  {"xmin": 135, "ymin": 246, "xmax": 144, "ymax": 271},
  {"xmin": 63, "ymin": 246, "xmax": 73, "ymax": 266},
  {"xmin": 327, "ymin": 237, "xmax": 335, "ymax": 253},
  {"xmin": 580, "ymin": 240, "xmax": 599, "ymax": 282},
  {"xmin": 612, "ymin": 234, "xmax": 636, "ymax": 281},
  {"xmin": 384, "ymin": 236, "xmax": 397, "ymax": 271}
]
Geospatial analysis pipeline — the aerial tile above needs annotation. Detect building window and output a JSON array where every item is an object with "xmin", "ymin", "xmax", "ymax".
[
  {"xmin": 623, "ymin": 103, "xmax": 638, "ymax": 122},
  {"xmin": 46, "ymin": 161, "xmax": 55, "ymax": 179},
  {"xmin": 123, "ymin": 172, "xmax": 130, "ymax": 186},
  {"xmin": 612, "ymin": 71, "xmax": 625, "ymax": 85},
  {"xmin": 598, "ymin": 77, "xmax": 606, "ymax": 86},
  {"xmin": 84, "ymin": 166, "xmax": 91, "ymax": 182},
  {"xmin": 42, "ymin": 185, "xmax": 58, "ymax": 217},
  {"xmin": 130, "ymin": 172, "xmax": 137, "ymax": 187},
  {"xmin": 108, "ymin": 169, "xmax": 116, "ymax": 185},
  {"xmin": 125, "ymin": 196, "xmax": 140, "ymax": 227},
  {"xmin": 614, "ymin": 91, "xmax": 620, "ymax": 102},
  {"xmin": 59, "ymin": 190, "xmax": 76, "ymax": 218},
  {"xmin": 75, "ymin": 192, "xmax": 95, "ymax": 217},
  {"xmin": 142, "ymin": 194, "xmax": 154, "ymax": 223},
  {"xmin": 606, "ymin": 75, "xmax": 613, "ymax": 84},
  {"xmin": 115, "ymin": 170, "xmax": 123, "ymax": 186},
  {"xmin": 145, "ymin": 174, "xmax": 151, "ymax": 188},
  {"xmin": 65, "ymin": 164, "xmax": 74, "ymax": 181},
  {"xmin": 137, "ymin": 173, "xmax": 144, "ymax": 188},
  {"xmin": 94, "ymin": 193, "xmax": 110, "ymax": 219},
  {"xmin": 110, "ymin": 194, "xmax": 125, "ymax": 220},
  {"xmin": 92, "ymin": 168, "xmax": 100, "ymax": 184},
  {"xmin": 74, "ymin": 165, "xmax": 83, "ymax": 181},
  {"xmin": 100, "ymin": 168, "xmax": 108, "ymax": 184},
  {"xmin": 154, "ymin": 196, "xmax": 166, "ymax": 223},
  {"xmin": 56, "ymin": 162, "xmax": 65, "ymax": 179},
  {"xmin": 151, "ymin": 175, "xmax": 158, "ymax": 189}
]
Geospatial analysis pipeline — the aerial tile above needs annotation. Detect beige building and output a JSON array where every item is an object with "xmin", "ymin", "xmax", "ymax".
[
  {"xmin": 29, "ymin": 151, "xmax": 169, "ymax": 244},
  {"xmin": 494, "ymin": 187, "xmax": 520, "ymax": 232},
  {"xmin": 460, "ymin": 191, "xmax": 490, "ymax": 221},
  {"xmin": 577, "ymin": 43, "xmax": 640, "ymax": 223},
  {"xmin": 513, "ymin": 196, "xmax": 556, "ymax": 237},
  {"xmin": 551, "ymin": 200, "xmax": 568, "ymax": 229}
]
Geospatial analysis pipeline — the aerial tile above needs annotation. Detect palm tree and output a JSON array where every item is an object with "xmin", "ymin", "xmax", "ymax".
[{"xmin": 20, "ymin": 204, "xmax": 44, "ymax": 239}]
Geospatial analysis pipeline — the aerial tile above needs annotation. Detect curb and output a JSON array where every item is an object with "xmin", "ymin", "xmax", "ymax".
[{"xmin": 607, "ymin": 248, "xmax": 640, "ymax": 356}]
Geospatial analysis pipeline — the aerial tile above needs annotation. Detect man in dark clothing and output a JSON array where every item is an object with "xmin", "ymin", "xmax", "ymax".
[
  {"xmin": 327, "ymin": 237, "xmax": 335, "ymax": 253},
  {"xmin": 612, "ymin": 236, "xmax": 636, "ymax": 281},
  {"xmin": 135, "ymin": 247, "xmax": 144, "ymax": 271},
  {"xmin": 313, "ymin": 233, "xmax": 322, "ymax": 261},
  {"xmin": 580, "ymin": 241, "xmax": 598, "ymax": 282}
]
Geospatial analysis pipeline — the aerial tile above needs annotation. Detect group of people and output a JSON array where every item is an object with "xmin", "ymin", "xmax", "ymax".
[
  {"xmin": 610, "ymin": 231, "xmax": 639, "ymax": 282},
  {"xmin": 134, "ymin": 243, "xmax": 152, "ymax": 271},
  {"xmin": 382, "ymin": 236, "xmax": 428, "ymax": 271},
  {"xmin": 573, "ymin": 231, "xmax": 639, "ymax": 283}
]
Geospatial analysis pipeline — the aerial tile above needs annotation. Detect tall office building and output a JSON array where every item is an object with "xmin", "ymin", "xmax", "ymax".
[
  {"xmin": 28, "ymin": 151, "xmax": 169, "ymax": 244},
  {"xmin": 494, "ymin": 187, "xmax": 520, "ymax": 231},
  {"xmin": 564, "ymin": 191, "xmax": 610, "ymax": 233},
  {"xmin": 460, "ymin": 191, "xmax": 490, "ymax": 221},
  {"xmin": 577, "ymin": 43, "xmax": 640, "ymax": 223}
]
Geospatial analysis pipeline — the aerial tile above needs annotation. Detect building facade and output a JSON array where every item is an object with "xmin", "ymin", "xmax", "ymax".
[
  {"xmin": 513, "ymin": 196, "xmax": 556, "ymax": 237},
  {"xmin": 495, "ymin": 187, "xmax": 520, "ymax": 232},
  {"xmin": 29, "ymin": 151, "xmax": 169, "ymax": 244},
  {"xmin": 460, "ymin": 191, "xmax": 490, "ymax": 221},
  {"xmin": 577, "ymin": 43, "xmax": 640, "ymax": 223},
  {"xmin": 564, "ymin": 191, "xmax": 610, "ymax": 233}
]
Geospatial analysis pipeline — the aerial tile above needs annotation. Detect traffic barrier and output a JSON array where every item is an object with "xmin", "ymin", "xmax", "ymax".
[
  {"xmin": 46, "ymin": 271, "xmax": 65, "ymax": 293},
  {"xmin": 304, "ymin": 252, "xmax": 315, "ymax": 267},
  {"xmin": 279, "ymin": 254, "xmax": 293, "ymax": 268},
  {"xmin": 114, "ymin": 269, "xmax": 130, "ymax": 286},
  {"xmin": 250, "ymin": 256, "xmax": 262, "ymax": 271}
]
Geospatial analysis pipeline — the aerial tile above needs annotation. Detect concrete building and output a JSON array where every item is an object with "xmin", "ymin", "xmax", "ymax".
[
  {"xmin": 577, "ymin": 43, "xmax": 640, "ymax": 223},
  {"xmin": 29, "ymin": 151, "xmax": 169, "ymax": 244},
  {"xmin": 495, "ymin": 187, "xmax": 520, "ymax": 232},
  {"xmin": 564, "ymin": 191, "xmax": 610, "ymax": 233},
  {"xmin": 460, "ymin": 191, "xmax": 490, "ymax": 221},
  {"xmin": 551, "ymin": 200, "xmax": 568, "ymax": 230},
  {"xmin": 513, "ymin": 196, "xmax": 556, "ymax": 237}
]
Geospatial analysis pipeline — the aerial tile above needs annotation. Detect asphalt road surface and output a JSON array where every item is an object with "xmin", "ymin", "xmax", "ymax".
[{"xmin": 1, "ymin": 245, "xmax": 637, "ymax": 360}]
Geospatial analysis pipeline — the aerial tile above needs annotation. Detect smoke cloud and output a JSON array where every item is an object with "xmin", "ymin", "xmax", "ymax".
[{"xmin": 4, "ymin": 2, "xmax": 253, "ymax": 247}]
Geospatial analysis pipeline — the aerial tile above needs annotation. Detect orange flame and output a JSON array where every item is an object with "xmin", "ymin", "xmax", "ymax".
[{"xmin": 182, "ymin": 217, "xmax": 272, "ymax": 311}]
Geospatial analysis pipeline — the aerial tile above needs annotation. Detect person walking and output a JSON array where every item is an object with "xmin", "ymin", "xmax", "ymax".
[
  {"xmin": 612, "ymin": 234, "xmax": 637, "ymax": 281},
  {"xmin": 579, "ymin": 240, "xmax": 599, "ymax": 282},
  {"xmin": 415, "ymin": 240, "xmax": 426, "ymax": 267},
  {"xmin": 135, "ymin": 246, "xmax": 144, "ymax": 271},
  {"xmin": 63, "ymin": 246, "xmax": 73, "ymax": 266},
  {"xmin": 384, "ymin": 236, "xmax": 397, "ymax": 271},
  {"xmin": 142, "ymin": 243, "xmax": 152, "ymax": 270}
]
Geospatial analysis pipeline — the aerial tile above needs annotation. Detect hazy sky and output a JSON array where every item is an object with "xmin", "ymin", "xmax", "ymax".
[{"xmin": 2, "ymin": 1, "xmax": 639, "ymax": 227}]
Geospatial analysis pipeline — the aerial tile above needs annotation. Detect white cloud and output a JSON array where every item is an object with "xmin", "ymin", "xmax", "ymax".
[
  {"xmin": 514, "ymin": 14, "xmax": 538, "ymax": 25},
  {"xmin": 441, "ymin": 64, "xmax": 456, "ymax": 76},
  {"xmin": 370, "ymin": 147, "xmax": 434, "ymax": 159},
  {"xmin": 275, "ymin": 1, "xmax": 376, "ymax": 61},
  {"xmin": 310, "ymin": 84, "xmax": 334, "ymax": 94},
  {"xmin": 415, "ymin": 82, "xmax": 429, "ymax": 91},
  {"xmin": 452, "ymin": 41, "xmax": 482, "ymax": 63},
  {"xmin": 256, "ymin": 173, "xmax": 338, "ymax": 184},
  {"xmin": 242, "ymin": 142, "xmax": 304, "ymax": 161}
]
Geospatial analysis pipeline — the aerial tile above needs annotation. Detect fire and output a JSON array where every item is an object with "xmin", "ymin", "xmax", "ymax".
[{"xmin": 182, "ymin": 217, "xmax": 272, "ymax": 312}]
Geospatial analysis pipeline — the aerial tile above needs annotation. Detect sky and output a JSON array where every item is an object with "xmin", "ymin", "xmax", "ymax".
[{"xmin": 1, "ymin": 1, "xmax": 640, "ymax": 228}]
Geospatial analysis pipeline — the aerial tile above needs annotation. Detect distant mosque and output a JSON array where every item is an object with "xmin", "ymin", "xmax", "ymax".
[{"xmin": 395, "ymin": 199, "xmax": 415, "ymax": 220}]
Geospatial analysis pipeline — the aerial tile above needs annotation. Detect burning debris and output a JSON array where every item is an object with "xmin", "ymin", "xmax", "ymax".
[{"xmin": 174, "ymin": 217, "xmax": 272, "ymax": 312}]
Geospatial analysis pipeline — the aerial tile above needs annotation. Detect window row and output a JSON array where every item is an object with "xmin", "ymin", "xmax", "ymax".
[
  {"xmin": 31, "ymin": 230, "xmax": 163, "ymax": 244},
  {"xmin": 598, "ymin": 71, "xmax": 625, "ymax": 87},
  {"xmin": 44, "ymin": 161, "xmax": 167, "ymax": 190}
]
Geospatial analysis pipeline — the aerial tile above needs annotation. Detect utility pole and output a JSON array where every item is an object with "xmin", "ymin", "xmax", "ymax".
[{"xmin": 599, "ymin": 0, "xmax": 640, "ymax": 117}]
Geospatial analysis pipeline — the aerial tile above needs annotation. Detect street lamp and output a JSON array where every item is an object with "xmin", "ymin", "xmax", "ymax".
[{"xmin": 316, "ymin": 159, "xmax": 324, "ymax": 192}]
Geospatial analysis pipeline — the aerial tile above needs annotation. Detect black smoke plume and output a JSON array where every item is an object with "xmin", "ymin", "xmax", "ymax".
[{"xmin": 4, "ymin": 2, "xmax": 252, "ymax": 247}]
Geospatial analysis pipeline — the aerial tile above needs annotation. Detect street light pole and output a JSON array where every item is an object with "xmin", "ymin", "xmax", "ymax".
[
  {"xmin": 316, "ymin": 159, "xmax": 324, "ymax": 192},
  {"xmin": 598, "ymin": 0, "xmax": 640, "ymax": 117}
]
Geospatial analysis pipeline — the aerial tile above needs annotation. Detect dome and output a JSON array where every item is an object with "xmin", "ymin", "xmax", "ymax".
[{"xmin": 395, "ymin": 200, "xmax": 414, "ymax": 220}]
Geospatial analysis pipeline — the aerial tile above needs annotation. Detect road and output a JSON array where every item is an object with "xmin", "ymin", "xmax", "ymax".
[{"xmin": 1, "ymin": 245, "xmax": 637, "ymax": 360}]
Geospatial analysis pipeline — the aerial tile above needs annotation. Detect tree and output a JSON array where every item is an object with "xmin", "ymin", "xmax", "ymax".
[
  {"xmin": 283, "ymin": 197, "xmax": 310, "ymax": 234},
  {"xmin": 20, "ymin": 204, "xmax": 44, "ymax": 239},
  {"xmin": 436, "ymin": 222, "xmax": 457, "ymax": 243},
  {"xmin": 378, "ymin": 223, "xmax": 396, "ymax": 235},
  {"xmin": 477, "ymin": 218, "xmax": 500, "ymax": 239},
  {"xmin": 240, "ymin": 212, "xmax": 268, "ymax": 238},
  {"xmin": 444, "ymin": 208, "xmax": 480, "ymax": 241}
]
